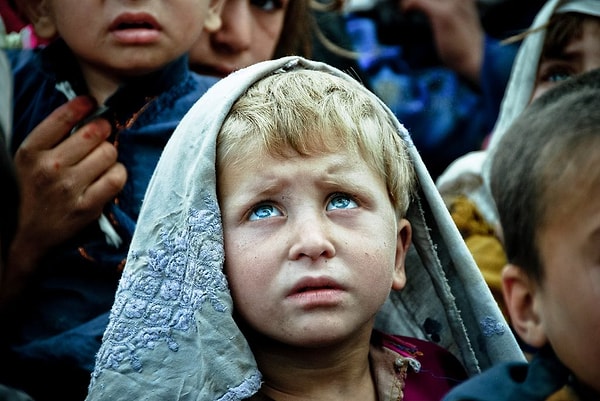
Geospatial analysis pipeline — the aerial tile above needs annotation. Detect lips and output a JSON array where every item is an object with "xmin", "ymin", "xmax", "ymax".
[
  {"xmin": 288, "ymin": 276, "xmax": 344, "ymax": 296},
  {"xmin": 109, "ymin": 12, "xmax": 162, "ymax": 44},
  {"xmin": 109, "ymin": 12, "xmax": 161, "ymax": 32}
]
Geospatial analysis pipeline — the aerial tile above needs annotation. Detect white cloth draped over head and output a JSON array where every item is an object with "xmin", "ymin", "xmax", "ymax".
[
  {"xmin": 85, "ymin": 57, "xmax": 523, "ymax": 401},
  {"xmin": 437, "ymin": 0, "xmax": 600, "ymax": 229}
]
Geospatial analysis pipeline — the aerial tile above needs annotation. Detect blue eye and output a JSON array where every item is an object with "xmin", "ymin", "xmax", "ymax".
[
  {"xmin": 539, "ymin": 64, "xmax": 575, "ymax": 84},
  {"xmin": 249, "ymin": 204, "xmax": 282, "ymax": 220},
  {"xmin": 327, "ymin": 194, "xmax": 358, "ymax": 211},
  {"xmin": 546, "ymin": 70, "xmax": 572, "ymax": 83}
]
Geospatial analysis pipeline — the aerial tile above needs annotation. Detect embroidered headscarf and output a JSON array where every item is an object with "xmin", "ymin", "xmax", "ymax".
[
  {"xmin": 86, "ymin": 57, "xmax": 523, "ymax": 401},
  {"xmin": 437, "ymin": 0, "xmax": 600, "ymax": 230}
]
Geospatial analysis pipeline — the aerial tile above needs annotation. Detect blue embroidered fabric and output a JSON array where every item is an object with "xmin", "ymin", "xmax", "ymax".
[{"xmin": 93, "ymin": 203, "xmax": 228, "ymax": 374}]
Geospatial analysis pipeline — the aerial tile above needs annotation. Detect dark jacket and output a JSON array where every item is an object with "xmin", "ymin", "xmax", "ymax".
[{"xmin": 442, "ymin": 346, "xmax": 598, "ymax": 401}]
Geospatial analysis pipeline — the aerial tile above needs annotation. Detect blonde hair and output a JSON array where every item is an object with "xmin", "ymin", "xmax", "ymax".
[{"xmin": 217, "ymin": 69, "xmax": 416, "ymax": 217}]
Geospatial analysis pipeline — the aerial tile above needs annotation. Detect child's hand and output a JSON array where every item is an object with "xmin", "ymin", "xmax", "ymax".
[
  {"xmin": 400, "ymin": 0, "xmax": 484, "ymax": 85},
  {"xmin": 2, "ymin": 97, "xmax": 127, "ymax": 304}
]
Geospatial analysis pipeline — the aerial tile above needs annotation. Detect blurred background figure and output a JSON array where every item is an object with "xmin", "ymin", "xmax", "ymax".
[
  {"xmin": 186, "ymin": 0, "xmax": 549, "ymax": 179},
  {"xmin": 437, "ymin": 0, "xmax": 600, "ymax": 327},
  {"xmin": 188, "ymin": 0, "xmax": 359, "ymax": 78},
  {"xmin": 339, "ymin": 0, "xmax": 545, "ymax": 179},
  {"xmin": 0, "ymin": 0, "xmax": 46, "ymax": 48},
  {"xmin": 189, "ymin": 0, "xmax": 311, "ymax": 77},
  {"xmin": 1, "ymin": 14, "xmax": 34, "ymax": 401},
  {"xmin": 0, "ymin": 0, "xmax": 225, "ymax": 400}
]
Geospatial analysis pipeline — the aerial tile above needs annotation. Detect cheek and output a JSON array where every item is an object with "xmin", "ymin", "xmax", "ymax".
[
  {"xmin": 356, "ymin": 233, "xmax": 400, "ymax": 289},
  {"xmin": 530, "ymin": 83, "xmax": 553, "ymax": 103},
  {"xmin": 224, "ymin": 235, "xmax": 272, "ymax": 300},
  {"xmin": 254, "ymin": 19, "xmax": 285, "ymax": 57},
  {"xmin": 189, "ymin": 36, "xmax": 211, "ymax": 61},
  {"xmin": 176, "ymin": 18, "xmax": 208, "ymax": 48}
]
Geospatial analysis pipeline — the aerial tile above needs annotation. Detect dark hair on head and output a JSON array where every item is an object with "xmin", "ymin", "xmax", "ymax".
[
  {"xmin": 273, "ymin": 0, "xmax": 312, "ymax": 58},
  {"xmin": 490, "ymin": 68, "xmax": 600, "ymax": 283},
  {"xmin": 502, "ymin": 9, "xmax": 597, "ymax": 47},
  {"xmin": 542, "ymin": 12, "xmax": 588, "ymax": 60},
  {"xmin": 273, "ymin": 1, "xmax": 355, "ymax": 61}
]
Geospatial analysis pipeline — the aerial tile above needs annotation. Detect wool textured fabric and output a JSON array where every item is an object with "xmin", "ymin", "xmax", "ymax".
[{"xmin": 85, "ymin": 57, "xmax": 523, "ymax": 401}]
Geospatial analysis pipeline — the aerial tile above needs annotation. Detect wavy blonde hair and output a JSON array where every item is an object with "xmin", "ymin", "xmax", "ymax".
[{"xmin": 217, "ymin": 68, "xmax": 416, "ymax": 217}]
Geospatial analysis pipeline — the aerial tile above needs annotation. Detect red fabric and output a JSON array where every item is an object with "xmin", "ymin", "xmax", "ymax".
[
  {"xmin": 374, "ymin": 331, "xmax": 469, "ymax": 401},
  {"xmin": 0, "ymin": 0, "xmax": 27, "ymax": 32}
]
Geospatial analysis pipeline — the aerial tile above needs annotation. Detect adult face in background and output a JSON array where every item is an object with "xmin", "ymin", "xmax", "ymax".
[{"xmin": 189, "ymin": 0, "xmax": 289, "ymax": 77}]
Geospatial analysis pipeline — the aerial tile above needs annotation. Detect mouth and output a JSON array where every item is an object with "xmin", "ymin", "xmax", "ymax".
[
  {"xmin": 288, "ymin": 277, "xmax": 344, "ymax": 296},
  {"xmin": 110, "ymin": 13, "xmax": 161, "ymax": 32}
]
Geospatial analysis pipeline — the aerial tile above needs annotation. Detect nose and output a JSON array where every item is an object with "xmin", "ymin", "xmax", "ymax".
[
  {"xmin": 287, "ymin": 215, "xmax": 336, "ymax": 261},
  {"xmin": 211, "ymin": 0, "xmax": 252, "ymax": 54}
]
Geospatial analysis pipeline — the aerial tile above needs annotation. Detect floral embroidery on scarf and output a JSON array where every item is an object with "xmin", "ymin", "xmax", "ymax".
[
  {"xmin": 480, "ymin": 316, "xmax": 507, "ymax": 337},
  {"xmin": 92, "ymin": 198, "xmax": 228, "ymax": 375}
]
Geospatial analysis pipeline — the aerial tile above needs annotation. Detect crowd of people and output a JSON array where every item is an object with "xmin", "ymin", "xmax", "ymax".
[{"xmin": 0, "ymin": 0, "xmax": 598, "ymax": 400}]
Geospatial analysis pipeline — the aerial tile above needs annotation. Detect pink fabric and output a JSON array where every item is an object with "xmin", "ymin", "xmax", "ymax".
[{"xmin": 372, "ymin": 331, "xmax": 468, "ymax": 401}]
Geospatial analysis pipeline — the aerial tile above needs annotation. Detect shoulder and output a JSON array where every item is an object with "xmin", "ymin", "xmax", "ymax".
[
  {"xmin": 189, "ymin": 71, "xmax": 219, "ymax": 93},
  {"xmin": 441, "ymin": 362, "xmax": 527, "ymax": 401},
  {"xmin": 442, "ymin": 347, "xmax": 572, "ymax": 401},
  {"xmin": 6, "ymin": 47, "xmax": 43, "ymax": 82},
  {"xmin": 158, "ymin": 70, "xmax": 218, "ymax": 113}
]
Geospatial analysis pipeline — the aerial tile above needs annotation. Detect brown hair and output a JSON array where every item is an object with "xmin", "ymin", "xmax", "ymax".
[{"xmin": 274, "ymin": 0, "xmax": 356, "ymax": 60}]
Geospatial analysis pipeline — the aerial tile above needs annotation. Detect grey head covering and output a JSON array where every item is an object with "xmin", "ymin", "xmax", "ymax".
[
  {"xmin": 86, "ymin": 56, "xmax": 523, "ymax": 401},
  {"xmin": 437, "ymin": 0, "xmax": 600, "ymax": 229}
]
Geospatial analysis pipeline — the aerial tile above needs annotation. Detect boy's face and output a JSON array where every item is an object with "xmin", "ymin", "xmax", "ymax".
[
  {"xmin": 218, "ymin": 148, "xmax": 411, "ymax": 348},
  {"xmin": 531, "ymin": 17, "xmax": 600, "ymax": 102},
  {"xmin": 189, "ymin": 0, "xmax": 287, "ymax": 77},
  {"xmin": 38, "ymin": 0, "xmax": 216, "ymax": 77},
  {"xmin": 533, "ymin": 174, "xmax": 600, "ymax": 391}
]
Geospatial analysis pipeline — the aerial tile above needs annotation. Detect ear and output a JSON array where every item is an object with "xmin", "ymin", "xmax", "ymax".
[
  {"xmin": 502, "ymin": 264, "xmax": 548, "ymax": 348},
  {"xmin": 19, "ymin": 0, "xmax": 58, "ymax": 40},
  {"xmin": 204, "ymin": 0, "xmax": 225, "ymax": 33},
  {"xmin": 391, "ymin": 219, "xmax": 412, "ymax": 291}
]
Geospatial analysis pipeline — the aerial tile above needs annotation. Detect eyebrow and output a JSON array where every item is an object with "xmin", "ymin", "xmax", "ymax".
[
  {"xmin": 542, "ymin": 37, "xmax": 584, "ymax": 62},
  {"xmin": 541, "ymin": 51, "xmax": 580, "ymax": 63}
]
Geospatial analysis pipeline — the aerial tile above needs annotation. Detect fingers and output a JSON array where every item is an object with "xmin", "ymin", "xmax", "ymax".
[
  {"xmin": 12, "ymin": 97, "xmax": 127, "ymax": 254},
  {"xmin": 58, "ymin": 118, "xmax": 114, "ymax": 167},
  {"xmin": 81, "ymin": 161, "xmax": 128, "ymax": 211},
  {"xmin": 19, "ymin": 96, "xmax": 99, "ymax": 151}
]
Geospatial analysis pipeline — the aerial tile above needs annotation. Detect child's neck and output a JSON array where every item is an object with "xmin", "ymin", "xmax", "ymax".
[
  {"xmin": 251, "ymin": 332, "xmax": 378, "ymax": 401},
  {"xmin": 78, "ymin": 62, "xmax": 123, "ymax": 105}
]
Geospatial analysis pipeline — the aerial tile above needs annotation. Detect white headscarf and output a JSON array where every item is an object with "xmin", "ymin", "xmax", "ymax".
[
  {"xmin": 86, "ymin": 57, "xmax": 523, "ymax": 401},
  {"xmin": 437, "ymin": 0, "xmax": 600, "ymax": 230}
]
